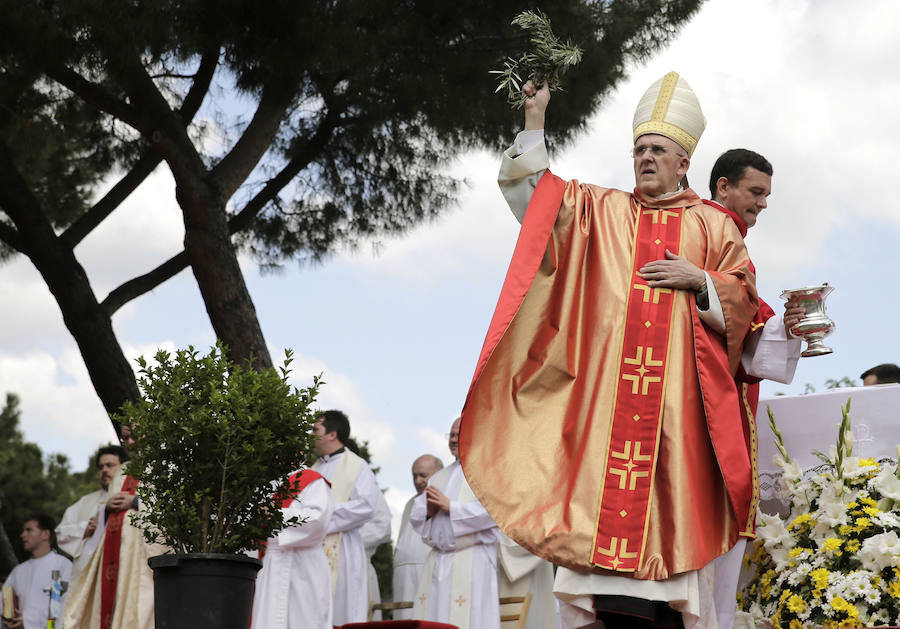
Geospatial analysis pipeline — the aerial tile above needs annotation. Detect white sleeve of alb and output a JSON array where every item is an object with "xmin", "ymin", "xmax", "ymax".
[
  {"xmin": 697, "ymin": 272, "xmax": 726, "ymax": 335},
  {"xmin": 741, "ymin": 314, "xmax": 803, "ymax": 383},
  {"xmin": 498, "ymin": 130, "xmax": 550, "ymax": 224}
]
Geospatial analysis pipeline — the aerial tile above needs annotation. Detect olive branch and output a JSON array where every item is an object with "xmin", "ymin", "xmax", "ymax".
[{"xmin": 490, "ymin": 10, "xmax": 583, "ymax": 109}]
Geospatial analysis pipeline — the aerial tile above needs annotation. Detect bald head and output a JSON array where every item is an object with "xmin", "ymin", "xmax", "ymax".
[{"xmin": 412, "ymin": 454, "xmax": 444, "ymax": 494}]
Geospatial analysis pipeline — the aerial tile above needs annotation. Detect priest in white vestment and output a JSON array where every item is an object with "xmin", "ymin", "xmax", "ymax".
[
  {"xmin": 360, "ymin": 488, "xmax": 391, "ymax": 619},
  {"xmin": 311, "ymin": 410, "xmax": 379, "ymax": 625},
  {"xmin": 411, "ymin": 418, "xmax": 500, "ymax": 629},
  {"xmin": 55, "ymin": 446, "xmax": 126, "ymax": 582},
  {"xmin": 393, "ymin": 454, "xmax": 443, "ymax": 619},
  {"xmin": 250, "ymin": 468, "xmax": 334, "ymax": 629}
]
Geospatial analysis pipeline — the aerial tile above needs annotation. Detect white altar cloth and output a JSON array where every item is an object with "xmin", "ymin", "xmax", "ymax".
[{"xmin": 758, "ymin": 384, "xmax": 900, "ymax": 503}]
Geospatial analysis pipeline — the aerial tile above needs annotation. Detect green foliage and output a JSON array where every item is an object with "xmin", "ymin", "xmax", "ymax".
[
  {"xmin": 0, "ymin": 0, "xmax": 705, "ymax": 269},
  {"xmin": 491, "ymin": 10, "xmax": 584, "ymax": 108},
  {"xmin": 120, "ymin": 343, "xmax": 321, "ymax": 554},
  {"xmin": 775, "ymin": 376, "xmax": 861, "ymax": 396},
  {"xmin": 826, "ymin": 376, "xmax": 859, "ymax": 389},
  {"xmin": 372, "ymin": 539, "xmax": 394, "ymax": 602}
]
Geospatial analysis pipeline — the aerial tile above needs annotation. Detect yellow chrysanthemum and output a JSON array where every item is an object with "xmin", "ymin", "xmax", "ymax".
[
  {"xmin": 854, "ymin": 517, "xmax": 872, "ymax": 532},
  {"xmin": 789, "ymin": 620, "xmax": 802, "ymax": 629},
  {"xmin": 838, "ymin": 524, "xmax": 853, "ymax": 536},
  {"xmin": 845, "ymin": 539, "xmax": 861, "ymax": 553},
  {"xmin": 811, "ymin": 568, "xmax": 830, "ymax": 590},
  {"xmin": 888, "ymin": 580, "xmax": 900, "ymax": 598},
  {"xmin": 823, "ymin": 537, "xmax": 843, "ymax": 552},
  {"xmin": 789, "ymin": 513, "xmax": 813, "ymax": 529},
  {"xmin": 863, "ymin": 505, "xmax": 879, "ymax": 516},
  {"xmin": 787, "ymin": 593, "xmax": 806, "ymax": 613}
]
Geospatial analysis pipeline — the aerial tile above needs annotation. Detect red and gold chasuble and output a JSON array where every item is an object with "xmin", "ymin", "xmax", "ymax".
[{"xmin": 460, "ymin": 173, "xmax": 758, "ymax": 579}]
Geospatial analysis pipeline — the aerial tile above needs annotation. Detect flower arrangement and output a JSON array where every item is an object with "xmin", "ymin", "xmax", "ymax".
[{"xmin": 737, "ymin": 399, "xmax": 900, "ymax": 628}]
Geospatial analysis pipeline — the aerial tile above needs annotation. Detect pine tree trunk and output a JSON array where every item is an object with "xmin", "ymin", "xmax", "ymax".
[
  {"xmin": 178, "ymin": 178, "xmax": 273, "ymax": 370},
  {"xmin": 0, "ymin": 153, "xmax": 140, "ymax": 429}
]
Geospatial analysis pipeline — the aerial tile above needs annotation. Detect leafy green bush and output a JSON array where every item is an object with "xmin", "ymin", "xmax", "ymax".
[{"xmin": 118, "ymin": 343, "xmax": 320, "ymax": 554}]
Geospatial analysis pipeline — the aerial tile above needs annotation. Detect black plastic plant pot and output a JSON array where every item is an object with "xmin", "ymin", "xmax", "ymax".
[{"xmin": 148, "ymin": 553, "xmax": 262, "ymax": 629}]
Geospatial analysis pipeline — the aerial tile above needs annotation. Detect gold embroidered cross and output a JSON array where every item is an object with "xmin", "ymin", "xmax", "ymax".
[
  {"xmin": 632, "ymin": 283, "xmax": 673, "ymax": 304},
  {"xmin": 608, "ymin": 440, "xmax": 652, "ymax": 490},
  {"xmin": 455, "ymin": 595, "xmax": 467, "ymax": 607},
  {"xmin": 621, "ymin": 346, "xmax": 663, "ymax": 395}
]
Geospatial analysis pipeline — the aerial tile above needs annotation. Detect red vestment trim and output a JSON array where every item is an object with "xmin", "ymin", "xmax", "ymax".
[
  {"xmin": 591, "ymin": 205, "xmax": 683, "ymax": 572},
  {"xmin": 463, "ymin": 171, "xmax": 567, "ymax": 403},
  {"xmin": 100, "ymin": 475, "xmax": 138, "ymax": 629}
]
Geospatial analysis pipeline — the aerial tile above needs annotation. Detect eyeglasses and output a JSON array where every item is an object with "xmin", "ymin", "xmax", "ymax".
[
  {"xmin": 631, "ymin": 144, "xmax": 686, "ymax": 159},
  {"xmin": 444, "ymin": 433, "xmax": 460, "ymax": 439}
]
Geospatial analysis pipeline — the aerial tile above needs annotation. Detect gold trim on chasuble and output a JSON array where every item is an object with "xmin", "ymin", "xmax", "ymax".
[
  {"xmin": 591, "ymin": 206, "xmax": 684, "ymax": 572},
  {"xmin": 739, "ymin": 381, "xmax": 760, "ymax": 537}
]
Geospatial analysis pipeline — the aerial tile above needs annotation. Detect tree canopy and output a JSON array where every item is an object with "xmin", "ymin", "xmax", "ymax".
[
  {"xmin": 0, "ymin": 394, "xmax": 99, "ymax": 575},
  {"xmin": 0, "ymin": 0, "xmax": 704, "ymax": 429}
]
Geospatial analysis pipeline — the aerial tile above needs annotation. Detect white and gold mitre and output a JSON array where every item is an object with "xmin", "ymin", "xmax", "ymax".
[{"xmin": 632, "ymin": 71, "xmax": 706, "ymax": 156}]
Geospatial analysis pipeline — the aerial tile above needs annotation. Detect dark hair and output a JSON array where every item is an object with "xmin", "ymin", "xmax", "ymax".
[
  {"xmin": 25, "ymin": 513, "xmax": 57, "ymax": 548},
  {"xmin": 318, "ymin": 409, "xmax": 350, "ymax": 445},
  {"xmin": 95, "ymin": 445, "xmax": 128, "ymax": 468},
  {"xmin": 709, "ymin": 148, "xmax": 773, "ymax": 199},
  {"xmin": 860, "ymin": 363, "xmax": 900, "ymax": 384}
]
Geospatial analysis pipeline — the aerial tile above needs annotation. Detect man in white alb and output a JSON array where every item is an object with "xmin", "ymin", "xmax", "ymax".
[
  {"xmin": 393, "ymin": 454, "xmax": 443, "ymax": 619},
  {"xmin": 250, "ymin": 466, "xmax": 334, "ymax": 629},
  {"xmin": 411, "ymin": 418, "xmax": 500, "ymax": 629},
  {"xmin": 311, "ymin": 410, "xmax": 379, "ymax": 625},
  {"xmin": 360, "ymin": 486, "xmax": 391, "ymax": 619}
]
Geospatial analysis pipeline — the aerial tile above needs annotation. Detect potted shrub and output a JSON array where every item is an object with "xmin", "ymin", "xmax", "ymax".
[{"xmin": 118, "ymin": 343, "xmax": 320, "ymax": 629}]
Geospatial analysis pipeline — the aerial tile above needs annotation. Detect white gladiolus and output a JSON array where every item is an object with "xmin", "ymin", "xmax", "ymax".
[
  {"xmin": 873, "ymin": 468, "xmax": 900, "ymax": 501},
  {"xmin": 858, "ymin": 531, "xmax": 900, "ymax": 572}
]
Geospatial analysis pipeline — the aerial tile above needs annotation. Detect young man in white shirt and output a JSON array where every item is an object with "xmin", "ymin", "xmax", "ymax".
[{"xmin": 2, "ymin": 514, "xmax": 72, "ymax": 629}]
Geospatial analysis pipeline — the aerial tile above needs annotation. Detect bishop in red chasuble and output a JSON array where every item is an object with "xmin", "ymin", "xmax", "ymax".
[{"xmin": 459, "ymin": 72, "xmax": 760, "ymax": 589}]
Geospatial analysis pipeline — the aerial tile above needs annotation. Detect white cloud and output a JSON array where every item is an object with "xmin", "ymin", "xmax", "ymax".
[
  {"xmin": 76, "ymin": 166, "xmax": 186, "ymax": 299},
  {"xmin": 416, "ymin": 427, "xmax": 453, "ymax": 464},
  {"xmin": 284, "ymin": 352, "xmax": 397, "ymax": 463},
  {"xmin": 0, "ymin": 347, "xmax": 118, "ymax": 468}
]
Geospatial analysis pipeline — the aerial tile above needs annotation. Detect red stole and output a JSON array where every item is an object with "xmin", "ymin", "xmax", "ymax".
[
  {"xmin": 591, "ymin": 204, "xmax": 683, "ymax": 571},
  {"xmin": 258, "ymin": 469, "xmax": 326, "ymax": 560},
  {"xmin": 101, "ymin": 475, "xmax": 138, "ymax": 629},
  {"xmin": 278, "ymin": 469, "xmax": 326, "ymax": 508}
]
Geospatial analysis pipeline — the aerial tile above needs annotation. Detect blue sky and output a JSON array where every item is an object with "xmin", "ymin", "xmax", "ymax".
[{"xmin": 2, "ymin": 0, "xmax": 899, "ymax": 537}]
